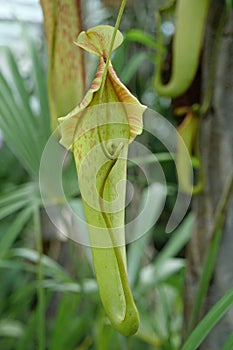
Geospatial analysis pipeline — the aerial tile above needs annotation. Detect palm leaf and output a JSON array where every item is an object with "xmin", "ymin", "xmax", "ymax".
[
  {"xmin": 0, "ymin": 71, "xmax": 39, "ymax": 176},
  {"xmin": 0, "ymin": 207, "xmax": 33, "ymax": 259},
  {"xmin": 23, "ymin": 30, "xmax": 51, "ymax": 140},
  {"xmin": 0, "ymin": 183, "xmax": 37, "ymax": 220},
  {"xmin": 0, "ymin": 31, "xmax": 51, "ymax": 178}
]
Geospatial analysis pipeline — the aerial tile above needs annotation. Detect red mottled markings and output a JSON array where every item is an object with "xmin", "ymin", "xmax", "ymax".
[{"xmin": 41, "ymin": 0, "xmax": 85, "ymax": 130}]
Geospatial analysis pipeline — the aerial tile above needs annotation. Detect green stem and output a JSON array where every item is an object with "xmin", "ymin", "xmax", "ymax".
[
  {"xmin": 186, "ymin": 171, "xmax": 233, "ymax": 337},
  {"xmin": 97, "ymin": 0, "xmax": 128, "ymax": 159},
  {"xmin": 34, "ymin": 206, "xmax": 45, "ymax": 350},
  {"xmin": 99, "ymin": 0, "xmax": 127, "ymax": 101}
]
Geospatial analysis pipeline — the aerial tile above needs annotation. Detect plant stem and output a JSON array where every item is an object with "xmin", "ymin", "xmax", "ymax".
[
  {"xmin": 186, "ymin": 171, "xmax": 233, "ymax": 337},
  {"xmin": 34, "ymin": 205, "xmax": 45, "ymax": 350},
  {"xmin": 99, "ymin": 0, "xmax": 127, "ymax": 101},
  {"xmin": 97, "ymin": 0, "xmax": 128, "ymax": 158}
]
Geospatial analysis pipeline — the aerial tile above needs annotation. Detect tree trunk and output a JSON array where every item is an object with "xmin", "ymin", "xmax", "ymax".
[{"xmin": 183, "ymin": 1, "xmax": 233, "ymax": 348}]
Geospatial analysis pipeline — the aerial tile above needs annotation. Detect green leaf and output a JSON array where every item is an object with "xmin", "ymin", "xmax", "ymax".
[
  {"xmin": 0, "ymin": 71, "xmax": 39, "ymax": 176},
  {"xmin": 120, "ymin": 52, "xmax": 148, "ymax": 85},
  {"xmin": 222, "ymin": 331, "xmax": 233, "ymax": 350},
  {"xmin": 12, "ymin": 248, "xmax": 73, "ymax": 282},
  {"xmin": 0, "ymin": 200, "xmax": 30, "ymax": 221},
  {"xmin": 23, "ymin": 29, "xmax": 51, "ymax": 140},
  {"xmin": 0, "ymin": 183, "xmax": 36, "ymax": 220},
  {"xmin": 16, "ymin": 311, "xmax": 37, "ymax": 350},
  {"xmin": 0, "ymin": 319, "xmax": 24, "ymax": 338},
  {"xmin": 0, "ymin": 259, "xmax": 36, "ymax": 274},
  {"xmin": 0, "ymin": 183, "xmax": 35, "ymax": 207},
  {"xmin": 181, "ymin": 287, "xmax": 233, "ymax": 350},
  {"xmin": 139, "ymin": 258, "xmax": 185, "ymax": 289},
  {"xmin": 0, "ymin": 38, "xmax": 50, "ymax": 177},
  {"xmin": 49, "ymin": 293, "xmax": 87, "ymax": 350},
  {"xmin": 2, "ymin": 47, "xmax": 37, "ymax": 131},
  {"xmin": 43, "ymin": 279, "xmax": 97, "ymax": 294},
  {"xmin": 136, "ymin": 214, "xmax": 193, "ymax": 293},
  {"xmin": 153, "ymin": 214, "xmax": 194, "ymax": 270},
  {"xmin": 0, "ymin": 207, "xmax": 32, "ymax": 258},
  {"xmin": 127, "ymin": 152, "xmax": 173, "ymax": 168},
  {"xmin": 226, "ymin": 0, "xmax": 233, "ymax": 12},
  {"xmin": 125, "ymin": 29, "xmax": 158, "ymax": 50}
]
